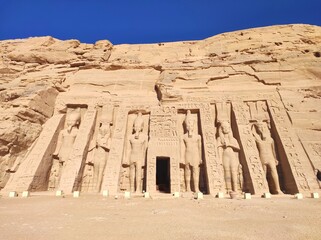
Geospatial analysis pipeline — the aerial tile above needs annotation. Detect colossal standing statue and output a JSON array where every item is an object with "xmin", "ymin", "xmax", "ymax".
[
  {"xmin": 124, "ymin": 112, "xmax": 148, "ymax": 193},
  {"xmin": 252, "ymin": 121, "xmax": 282, "ymax": 194},
  {"xmin": 180, "ymin": 110, "xmax": 202, "ymax": 193},
  {"xmin": 48, "ymin": 110, "xmax": 81, "ymax": 190},
  {"xmin": 92, "ymin": 123, "xmax": 112, "ymax": 192},
  {"xmin": 217, "ymin": 121, "xmax": 240, "ymax": 193}
]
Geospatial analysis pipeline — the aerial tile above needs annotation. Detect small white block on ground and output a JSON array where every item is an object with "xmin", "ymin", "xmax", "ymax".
[
  {"xmin": 124, "ymin": 191, "xmax": 131, "ymax": 199},
  {"xmin": 263, "ymin": 192, "xmax": 271, "ymax": 199},
  {"xmin": 102, "ymin": 190, "xmax": 109, "ymax": 197},
  {"xmin": 216, "ymin": 192, "xmax": 224, "ymax": 199},
  {"xmin": 55, "ymin": 190, "xmax": 64, "ymax": 197},
  {"xmin": 9, "ymin": 191, "xmax": 18, "ymax": 198},
  {"xmin": 311, "ymin": 192, "xmax": 319, "ymax": 199},
  {"xmin": 173, "ymin": 192, "xmax": 180, "ymax": 198},
  {"xmin": 295, "ymin": 193, "xmax": 303, "ymax": 199},
  {"xmin": 22, "ymin": 191, "xmax": 30, "ymax": 198},
  {"xmin": 244, "ymin": 193, "xmax": 251, "ymax": 200},
  {"xmin": 73, "ymin": 191, "xmax": 80, "ymax": 198},
  {"xmin": 144, "ymin": 192, "xmax": 150, "ymax": 198},
  {"xmin": 194, "ymin": 192, "xmax": 203, "ymax": 199}
]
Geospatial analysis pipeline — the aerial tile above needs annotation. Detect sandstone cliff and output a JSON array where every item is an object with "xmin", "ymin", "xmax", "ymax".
[{"xmin": 0, "ymin": 24, "xmax": 321, "ymax": 188}]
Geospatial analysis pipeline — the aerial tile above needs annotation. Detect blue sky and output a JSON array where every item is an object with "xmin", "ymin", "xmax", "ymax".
[{"xmin": 0, "ymin": 0, "xmax": 320, "ymax": 44}]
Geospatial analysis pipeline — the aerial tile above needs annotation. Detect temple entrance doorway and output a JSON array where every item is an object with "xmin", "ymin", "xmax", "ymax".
[{"xmin": 156, "ymin": 157, "xmax": 170, "ymax": 193}]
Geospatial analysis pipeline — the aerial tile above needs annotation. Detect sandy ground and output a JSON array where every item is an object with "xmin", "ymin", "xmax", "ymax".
[{"xmin": 0, "ymin": 193, "xmax": 320, "ymax": 240}]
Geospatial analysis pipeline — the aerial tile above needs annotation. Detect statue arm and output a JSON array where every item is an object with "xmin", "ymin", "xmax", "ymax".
[
  {"xmin": 252, "ymin": 127, "xmax": 260, "ymax": 141},
  {"xmin": 123, "ymin": 138, "xmax": 131, "ymax": 166},
  {"xmin": 217, "ymin": 138, "xmax": 223, "ymax": 162},
  {"xmin": 198, "ymin": 135, "xmax": 202, "ymax": 165},
  {"xmin": 228, "ymin": 137, "xmax": 240, "ymax": 151},
  {"xmin": 271, "ymin": 139, "xmax": 278, "ymax": 165},
  {"xmin": 180, "ymin": 136, "xmax": 185, "ymax": 164},
  {"xmin": 53, "ymin": 131, "xmax": 63, "ymax": 157}
]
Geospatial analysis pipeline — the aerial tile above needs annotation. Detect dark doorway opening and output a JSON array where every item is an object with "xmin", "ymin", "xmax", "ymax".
[{"xmin": 156, "ymin": 157, "xmax": 170, "ymax": 193}]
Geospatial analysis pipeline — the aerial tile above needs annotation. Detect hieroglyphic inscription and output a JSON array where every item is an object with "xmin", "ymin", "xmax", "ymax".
[
  {"xmin": 100, "ymin": 107, "xmax": 129, "ymax": 195},
  {"xmin": 304, "ymin": 143, "xmax": 321, "ymax": 171},
  {"xmin": 149, "ymin": 106, "xmax": 177, "ymax": 139},
  {"xmin": 232, "ymin": 101, "xmax": 269, "ymax": 194},
  {"xmin": 199, "ymin": 103, "xmax": 224, "ymax": 193},
  {"xmin": 268, "ymin": 99, "xmax": 319, "ymax": 192}
]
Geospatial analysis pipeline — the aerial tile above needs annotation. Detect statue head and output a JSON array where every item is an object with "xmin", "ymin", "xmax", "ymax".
[
  {"xmin": 184, "ymin": 110, "xmax": 195, "ymax": 136},
  {"xmin": 254, "ymin": 121, "xmax": 267, "ymax": 139},
  {"xmin": 221, "ymin": 121, "xmax": 231, "ymax": 134},
  {"xmin": 99, "ymin": 122, "xmax": 111, "ymax": 137},
  {"xmin": 66, "ymin": 110, "xmax": 81, "ymax": 132},
  {"xmin": 133, "ymin": 112, "xmax": 144, "ymax": 138}
]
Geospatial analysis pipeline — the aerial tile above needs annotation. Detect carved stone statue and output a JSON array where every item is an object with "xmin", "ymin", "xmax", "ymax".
[
  {"xmin": 87, "ymin": 122, "xmax": 112, "ymax": 192},
  {"xmin": 180, "ymin": 110, "xmax": 202, "ymax": 193},
  {"xmin": 48, "ymin": 110, "xmax": 81, "ymax": 190},
  {"xmin": 123, "ymin": 112, "xmax": 148, "ymax": 193},
  {"xmin": 252, "ymin": 121, "xmax": 282, "ymax": 194},
  {"xmin": 217, "ymin": 121, "xmax": 240, "ymax": 193}
]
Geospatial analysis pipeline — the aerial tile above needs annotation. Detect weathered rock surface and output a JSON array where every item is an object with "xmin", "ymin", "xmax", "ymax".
[{"xmin": 0, "ymin": 24, "xmax": 321, "ymax": 192}]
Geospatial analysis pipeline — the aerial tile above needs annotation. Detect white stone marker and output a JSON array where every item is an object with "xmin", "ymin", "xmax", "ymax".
[
  {"xmin": 216, "ymin": 192, "xmax": 224, "ymax": 199},
  {"xmin": 22, "ymin": 191, "xmax": 30, "ymax": 198},
  {"xmin": 244, "ymin": 193, "xmax": 251, "ymax": 200},
  {"xmin": 173, "ymin": 192, "xmax": 180, "ymax": 198},
  {"xmin": 195, "ymin": 192, "xmax": 203, "ymax": 199},
  {"xmin": 295, "ymin": 193, "xmax": 303, "ymax": 199},
  {"xmin": 102, "ymin": 190, "xmax": 109, "ymax": 197},
  {"xmin": 262, "ymin": 192, "xmax": 271, "ymax": 199},
  {"xmin": 311, "ymin": 192, "xmax": 319, "ymax": 199},
  {"xmin": 144, "ymin": 192, "xmax": 150, "ymax": 198},
  {"xmin": 73, "ymin": 191, "xmax": 80, "ymax": 198},
  {"xmin": 55, "ymin": 190, "xmax": 64, "ymax": 197},
  {"xmin": 9, "ymin": 191, "xmax": 18, "ymax": 197},
  {"xmin": 124, "ymin": 191, "xmax": 131, "ymax": 199}
]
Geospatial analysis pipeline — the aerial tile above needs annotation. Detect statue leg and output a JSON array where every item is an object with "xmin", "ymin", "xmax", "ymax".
[
  {"xmin": 129, "ymin": 164, "xmax": 136, "ymax": 192},
  {"xmin": 184, "ymin": 164, "xmax": 191, "ymax": 192},
  {"xmin": 231, "ymin": 168, "xmax": 238, "ymax": 192},
  {"xmin": 95, "ymin": 163, "xmax": 104, "ymax": 192},
  {"xmin": 192, "ymin": 166, "xmax": 200, "ymax": 193},
  {"xmin": 135, "ymin": 162, "xmax": 142, "ymax": 193},
  {"xmin": 223, "ymin": 159, "xmax": 232, "ymax": 192},
  {"xmin": 269, "ymin": 163, "xmax": 282, "ymax": 194}
]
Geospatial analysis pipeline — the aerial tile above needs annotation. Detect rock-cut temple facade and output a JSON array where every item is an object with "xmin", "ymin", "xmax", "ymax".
[{"xmin": 1, "ymin": 24, "xmax": 321, "ymax": 197}]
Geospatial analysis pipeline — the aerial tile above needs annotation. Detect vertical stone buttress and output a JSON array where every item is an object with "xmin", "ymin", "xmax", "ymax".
[
  {"xmin": 100, "ymin": 106, "xmax": 128, "ymax": 195},
  {"xmin": 2, "ymin": 114, "xmax": 65, "ymax": 193},
  {"xmin": 199, "ymin": 104, "xmax": 225, "ymax": 194},
  {"xmin": 268, "ymin": 99, "xmax": 320, "ymax": 193}
]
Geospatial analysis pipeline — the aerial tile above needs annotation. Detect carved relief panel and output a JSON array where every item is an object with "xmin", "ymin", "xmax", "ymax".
[
  {"xmin": 267, "ymin": 99, "xmax": 320, "ymax": 193},
  {"xmin": 146, "ymin": 106, "xmax": 180, "ymax": 194}
]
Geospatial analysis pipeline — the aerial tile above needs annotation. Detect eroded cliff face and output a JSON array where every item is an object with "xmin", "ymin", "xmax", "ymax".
[{"xmin": 0, "ymin": 24, "xmax": 320, "ymax": 191}]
